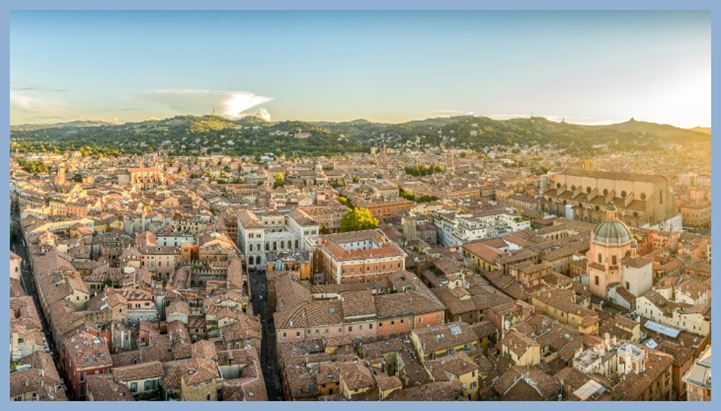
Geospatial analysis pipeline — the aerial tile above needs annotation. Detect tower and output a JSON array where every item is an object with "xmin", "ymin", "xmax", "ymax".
[{"xmin": 54, "ymin": 166, "xmax": 66, "ymax": 185}]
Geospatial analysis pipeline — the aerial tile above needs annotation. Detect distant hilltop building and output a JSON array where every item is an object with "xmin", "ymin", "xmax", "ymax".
[{"xmin": 542, "ymin": 168, "xmax": 681, "ymax": 231}]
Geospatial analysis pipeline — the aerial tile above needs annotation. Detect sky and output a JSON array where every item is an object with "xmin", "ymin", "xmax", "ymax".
[{"xmin": 10, "ymin": 11, "xmax": 711, "ymax": 128}]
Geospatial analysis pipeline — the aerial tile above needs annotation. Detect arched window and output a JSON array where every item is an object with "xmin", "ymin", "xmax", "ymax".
[
  {"xmin": 586, "ymin": 187, "xmax": 592, "ymax": 194},
  {"xmin": 640, "ymin": 193, "xmax": 646, "ymax": 200},
  {"xmin": 556, "ymin": 183, "xmax": 561, "ymax": 189},
  {"xmin": 603, "ymin": 189, "xmax": 608, "ymax": 196},
  {"xmin": 621, "ymin": 190, "xmax": 627, "ymax": 198}
]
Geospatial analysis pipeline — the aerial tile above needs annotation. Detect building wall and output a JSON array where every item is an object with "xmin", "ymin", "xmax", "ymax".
[{"xmin": 621, "ymin": 262, "xmax": 653, "ymax": 297}]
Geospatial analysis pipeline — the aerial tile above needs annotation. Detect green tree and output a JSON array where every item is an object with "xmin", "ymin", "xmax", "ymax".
[
  {"xmin": 272, "ymin": 172, "xmax": 285, "ymax": 188},
  {"xmin": 340, "ymin": 207, "xmax": 379, "ymax": 232}
]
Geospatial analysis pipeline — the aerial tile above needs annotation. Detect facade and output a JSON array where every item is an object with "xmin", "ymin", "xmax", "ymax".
[
  {"xmin": 314, "ymin": 229, "xmax": 406, "ymax": 284},
  {"xmin": 680, "ymin": 201, "xmax": 711, "ymax": 228},
  {"xmin": 10, "ymin": 251, "xmax": 21, "ymax": 280},
  {"xmin": 124, "ymin": 168, "xmax": 165, "ymax": 190},
  {"xmin": 61, "ymin": 330, "xmax": 113, "ymax": 399},
  {"xmin": 542, "ymin": 169, "xmax": 680, "ymax": 229},
  {"xmin": 636, "ymin": 291, "xmax": 710, "ymax": 337},
  {"xmin": 237, "ymin": 208, "xmax": 319, "ymax": 270}
]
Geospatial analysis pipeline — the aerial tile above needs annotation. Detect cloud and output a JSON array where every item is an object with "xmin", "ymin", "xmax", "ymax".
[
  {"xmin": 11, "ymin": 93, "xmax": 67, "ymax": 114},
  {"xmin": 487, "ymin": 113, "xmax": 621, "ymax": 125},
  {"xmin": 10, "ymin": 93, "xmax": 71, "ymax": 124},
  {"xmin": 421, "ymin": 109, "xmax": 475, "ymax": 117},
  {"xmin": 131, "ymin": 89, "xmax": 272, "ymax": 118},
  {"xmin": 11, "ymin": 83, "xmax": 68, "ymax": 93}
]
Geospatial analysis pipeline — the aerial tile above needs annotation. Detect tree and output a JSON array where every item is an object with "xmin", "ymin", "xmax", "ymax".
[
  {"xmin": 340, "ymin": 207, "xmax": 379, "ymax": 232},
  {"xmin": 272, "ymin": 172, "xmax": 285, "ymax": 189}
]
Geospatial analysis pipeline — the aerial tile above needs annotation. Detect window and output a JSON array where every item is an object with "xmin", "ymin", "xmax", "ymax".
[
  {"xmin": 348, "ymin": 326, "xmax": 352, "ymax": 331},
  {"xmin": 626, "ymin": 281, "xmax": 630, "ymax": 290},
  {"xmin": 595, "ymin": 276, "xmax": 599, "ymax": 286},
  {"xmin": 612, "ymin": 256, "xmax": 617, "ymax": 265},
  {"xmin": 130, "ymin": 382, "xmax": 138, "ymax": 392},
  {"xmin": 80, "ymin": 372, "xmax": 86, "ymax": 382},
  {"xmin": 598, "ymin": 254, "xmax": 602, "ymax": 264}
]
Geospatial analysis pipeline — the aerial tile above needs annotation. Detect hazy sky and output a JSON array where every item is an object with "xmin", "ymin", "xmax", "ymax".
[{"xmin": 10, "ymin": 11, "xmax": 711, "ymax": 127}]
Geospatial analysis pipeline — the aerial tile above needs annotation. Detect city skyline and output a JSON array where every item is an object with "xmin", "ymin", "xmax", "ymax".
[{"xmin": 10, "ymin": 10, "xmax": 711, "ymax": 128}]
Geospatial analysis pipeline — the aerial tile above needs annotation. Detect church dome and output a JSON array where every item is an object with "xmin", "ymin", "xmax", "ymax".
[{"xmin": 593, "ymin": 204, "xmax": 632, "ymax": 245}]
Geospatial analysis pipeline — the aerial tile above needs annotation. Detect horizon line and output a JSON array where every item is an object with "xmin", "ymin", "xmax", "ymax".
[{"xmin": 9, "ymin": 113, "xmax": 712, "ymax": 130}]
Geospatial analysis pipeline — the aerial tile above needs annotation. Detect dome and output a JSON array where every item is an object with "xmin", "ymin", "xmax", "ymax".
[{"xmin": 593, "ymin": 204, "xmax": 632, "ymax": 245}]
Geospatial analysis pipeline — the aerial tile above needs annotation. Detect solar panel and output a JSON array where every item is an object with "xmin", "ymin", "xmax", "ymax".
[
  {"xmin": 643, "ymin": 320, "xmax": 680, "ymax": 338},
  {"xmin": 573, "ymin": 380, "xmax": 605, "ymax": 400},
  {"xmin": 450, "ymin": 325, "xmax": 462, "ymax": 336}
]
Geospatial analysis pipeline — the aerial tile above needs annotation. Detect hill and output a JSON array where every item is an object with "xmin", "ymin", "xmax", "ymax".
[{"xmin": 10, "ymin": 114, "xmax": 710, "ymax": 157}]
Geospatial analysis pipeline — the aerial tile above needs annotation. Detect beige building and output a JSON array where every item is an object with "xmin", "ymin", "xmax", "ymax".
[
  {"xmin": 10, "ymin": 251, "xmax": 22, "ymax": 280},
  {"xmin": 683, "ymin": 346, "xmax": 711, "ymax": 401},
  {"xmin": 680, "ymin": 201, "xmax": 710, "ymax": 228},
  {"xmin": 542, "ymin": 169, "xmax": 679, "ymax": 229}
]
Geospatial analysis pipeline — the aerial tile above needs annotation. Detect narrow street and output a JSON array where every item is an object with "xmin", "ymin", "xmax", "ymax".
[
  {"xmin": 11, "ymin": 202, "xmax": 65, "ymax": 387},
  {"xmin": 248, "ymin": 268, "xmax": 283, "ymax": 400}
]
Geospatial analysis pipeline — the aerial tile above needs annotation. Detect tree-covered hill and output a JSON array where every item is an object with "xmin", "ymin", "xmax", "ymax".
[{"xmin": 10, "ymin": 114, "xmax": 709, "ymax": 157}]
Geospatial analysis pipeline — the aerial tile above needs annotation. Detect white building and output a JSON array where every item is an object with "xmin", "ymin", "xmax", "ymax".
[
  {"xmin": 237, "ymin": 208, "xmax": 319, "ymax": 270},
  {"xmin": 433, "ymin": 208, "xmax": 531, "ymax": 246},
  {"xmin": 636, "ymin": 291, "xmax": 710, "ymax": 336}
]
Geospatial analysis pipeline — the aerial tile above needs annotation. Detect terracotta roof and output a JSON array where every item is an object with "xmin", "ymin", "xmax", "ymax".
[{"xmin": 112, "ymin": 360, "xmax": 164, "ymax": 382}]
